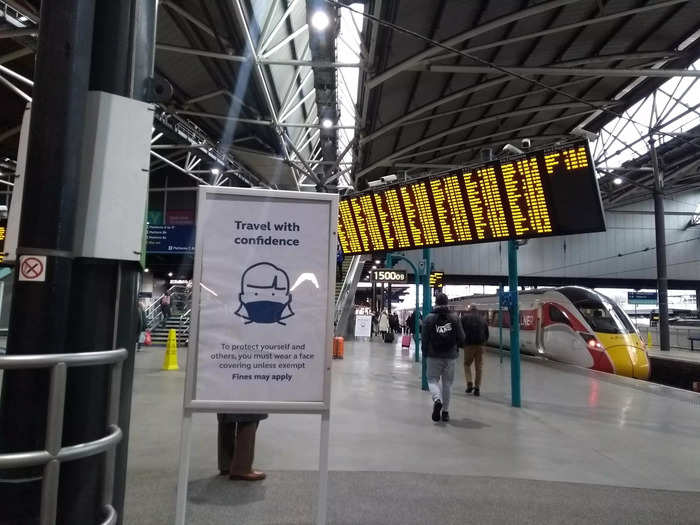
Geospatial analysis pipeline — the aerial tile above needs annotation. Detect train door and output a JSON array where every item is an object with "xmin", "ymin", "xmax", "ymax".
[{"xmin": 534, "ymin": 300, "xmax": 544, "ymax": 354}]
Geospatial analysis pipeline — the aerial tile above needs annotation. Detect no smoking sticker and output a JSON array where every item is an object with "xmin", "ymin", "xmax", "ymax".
[{"xmin": 19, "ymin": 255, "xmax": 47, "ymax": 282}]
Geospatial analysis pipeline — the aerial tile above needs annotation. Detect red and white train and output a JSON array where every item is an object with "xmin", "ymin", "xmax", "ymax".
[{"xmin": 449, "ymin": 286, "xmax": 650, "ymax": 380}]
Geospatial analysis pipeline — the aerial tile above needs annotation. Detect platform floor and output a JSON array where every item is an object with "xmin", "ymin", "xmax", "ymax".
[
  {"xmin": 124, "ymin": 340, "xmax": 700, "ymax": 524},
  {"xmin": 648, "ymin": 347, "xmax": 700, "ymax": 364}
]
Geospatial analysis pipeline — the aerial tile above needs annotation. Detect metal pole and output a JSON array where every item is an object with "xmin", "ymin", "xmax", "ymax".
[
  {"xmin": 414, "ymin": 273, "xmax": 420, "ymax": 362},
  {"xmin": 0, "ymin": 2, "xmax": 96, "ymax": 522},
  {"xmin": 421, "ymin": 248, "xmax": 432, "ymax": 391},
  {"xmin": 650, "ymin": 138, "xmax": 670, "ymax": 352},
  {"xmin": 508, "ymin": 241, "xmax": 521, "ymax": 407},
  {"xmin": 498, "ymin": 284, "xmax": 504, "ymax": 364},
  {"xmin": 387, "ymin": 283, "xmax": 392, "ymax": 314}
]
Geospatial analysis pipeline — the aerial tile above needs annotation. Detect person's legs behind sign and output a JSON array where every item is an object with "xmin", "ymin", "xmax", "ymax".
[{"xmin": 218, "ymin": 413, "xmax": 268, "ymax": 481}]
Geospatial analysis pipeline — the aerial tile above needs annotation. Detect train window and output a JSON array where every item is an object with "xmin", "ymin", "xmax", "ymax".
[
  {"xmin": 559, "ymin": 287, "xmax": 635, "ymax": 334},
  {"xmin": 549, "ymin": 305, "xmax": 571, "ymax": 326}
]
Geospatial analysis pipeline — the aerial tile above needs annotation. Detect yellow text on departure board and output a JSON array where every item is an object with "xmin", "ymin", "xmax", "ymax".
[
  {"xmin": 465, "ymin": 168, "xmax": 509, "ymax": 239},
  {"xmin": 443, "ymin": 175, "xmax": 472, "ymax": 242},
  {"xmin": 360, "ymin": 194, "xmax": 385, "ymax": 251},
  {"xmin": 338, "ymin": 200, "xmax": 361, "ymax": 253},
  {"xmin": 385, "ymin": 189, "xmax": 411, "ymax": 248},
  {"xmin": 545, "ymin": 147, "xmax": 588, "ymax": 175},
  {"xmin": 350, "ymin": 197, "xmax": 370, "ymax": 252},
  {"xmin": 430, "ymin": 179, "xmax": 454, "ymax": 243},
  {"xmin": 400, "ymin": 186, "xmax": 423, "ymax": 246},
  {"xmin": 411, "ymin": 182, "xmax": 440, "ymax": 245},
  {"xmin": 374, "ymin": 194, "xmax": 396, "ymax": 250}
]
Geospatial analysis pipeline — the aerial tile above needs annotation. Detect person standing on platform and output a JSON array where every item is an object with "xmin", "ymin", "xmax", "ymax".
[
  {"xmin": 406, "ymin": 310, "xmax": 415, "ymax": 335},
  {"xmin": 378, "ymin": 310, "xmax": 390, "ymax": 338},
  {"xmin": 461, "ymin": 305, "xmax": 489, "ymax": 396},
  {"xmin": 217, "ymin": 413, "xmax": 268, "ymax": 481},
  {"xmin": 160, "ymin": 290, "xmax": 171, "ymax": 325},
  {"xmin": 422, "ymin": 293, "xmax": 465, "ymax": 422}
]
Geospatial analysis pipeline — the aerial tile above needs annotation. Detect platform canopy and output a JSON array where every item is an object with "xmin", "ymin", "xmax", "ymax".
[
  {"xmin": 353, "ymin": 0, "xmax": 700, "ymax": 205},
  {"xmin": 0, "ymin": 0, "xmax": 699, "ymax": 199}
]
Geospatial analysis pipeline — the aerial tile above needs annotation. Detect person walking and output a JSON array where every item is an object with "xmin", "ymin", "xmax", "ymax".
[
  {"xmin": 217, "ymin": 413, "xmax": 268, "ymax": 481},
  {"xmin": 461, "ymin": 305, "xmax": 489, "ymax": 396},
  {"xmin": 422, "ymin": 293, "xmax": 465, "ymax": 422}
]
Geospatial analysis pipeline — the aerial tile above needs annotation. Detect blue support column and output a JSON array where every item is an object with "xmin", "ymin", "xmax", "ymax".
[
  {"xmin": 508, "ymin": 241, "xmax": 521, "ymax": 407},
  {"xmin": 420, "ymin": 248, "xmax": 432, "ymax": 391},
  {"xmin": 498, "ymin": 284, "xmax": 504, "ymax": 364},
  {"xmin": 386, "ymin": 253, "xmax": 420, "ymax": 362}
]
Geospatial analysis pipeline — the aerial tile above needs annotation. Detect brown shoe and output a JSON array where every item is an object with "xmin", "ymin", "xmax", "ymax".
[{"xmin": 229, "ymin": 470, "xmax": 266, "ymax": 481}]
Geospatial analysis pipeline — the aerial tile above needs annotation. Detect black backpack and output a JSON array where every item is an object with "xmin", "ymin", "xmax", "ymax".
[{"xmin": 431, "ymin": 312, "xmax": 457, "ymax": 354}]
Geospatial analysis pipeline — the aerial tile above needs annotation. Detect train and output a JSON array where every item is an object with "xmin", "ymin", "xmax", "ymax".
[{"xmin": 448, "ymin": 286, "xmax": 650, "ymax": 380}]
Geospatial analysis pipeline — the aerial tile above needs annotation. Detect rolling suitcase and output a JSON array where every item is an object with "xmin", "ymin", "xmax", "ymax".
[
  {"xmin": 383, "ymin": 331, "xmax": 395, "ymax": 343},
  {"xmin": 401, "ymin": 334, "xmax": 411, "ymax": 348}
]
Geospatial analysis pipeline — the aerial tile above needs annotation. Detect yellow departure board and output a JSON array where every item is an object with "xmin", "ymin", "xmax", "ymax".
[{"xmin": 338, "ymin": 141, "xmax": 605, "ymax": 255}]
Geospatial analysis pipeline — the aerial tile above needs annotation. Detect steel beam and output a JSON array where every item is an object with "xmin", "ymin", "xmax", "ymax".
[
  {"xmin": 356, "ymin": 102, "xmax": 606, "ymax": 177},
  {"xmin": 0, "ymin": 63, "xmax": 33, "ymax": 86},
  {"xmin": 424, "ymin": 0, "xmax": 688, "ymax": 64},
  {"xmin": 366, "ymin": 0, "xmax": 585, "ymax": 89},
  {"xmin": 0, "ymin": 27, "xmax": 38, "ymax": 39},
  {"xmin": 412, "ymin": 65, "xmax": 700, "ymax": 78},
  {"xmin": 0, "ymin": 48, "xmax": 34, "ymax": 64},
  {"xmin": 0, "ymin": 73, "xmax": 31, "ymax": 101}
]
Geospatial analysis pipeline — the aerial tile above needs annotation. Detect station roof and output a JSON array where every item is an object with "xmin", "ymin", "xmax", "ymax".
[
  {"xmin": 354, "ymin": 0, "xmax": 700, "ymax": 204},
  {"xmin": 0, "ymin": 0, "xmax": 699, "ymax": 201}
]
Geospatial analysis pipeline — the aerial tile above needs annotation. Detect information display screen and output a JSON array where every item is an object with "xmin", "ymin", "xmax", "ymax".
[{"xmin": 338, "ymin": 141, "xmax": 605, "ymax": 255}]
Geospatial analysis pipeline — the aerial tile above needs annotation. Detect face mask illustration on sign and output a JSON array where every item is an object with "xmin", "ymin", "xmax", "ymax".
[{"xmin": 235, "ymin": 262, "xmax": 294, "ymax": 325}]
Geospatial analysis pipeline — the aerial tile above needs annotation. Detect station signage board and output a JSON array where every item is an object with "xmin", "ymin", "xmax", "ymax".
[
  {"xmin": 429, "ymin": 271, "xmax": 444, "ymax": 288},
  {"xmin": 337, "ymin": 141, "xmax": 605, "ymax": 255},
  {"xmin": 371, "ymin": 269, "xmax": 407, "ymax": 283},
  {"xmin": 146, "ymin": 224, "xmax": 195, "ymax": 254},
  {"xmin": 185, "ymin": 186, "xmax": 338, "ymax": 411},
  {"xmin": 628, "ymin": 291, "xmax": 658, "ymax": 305}
]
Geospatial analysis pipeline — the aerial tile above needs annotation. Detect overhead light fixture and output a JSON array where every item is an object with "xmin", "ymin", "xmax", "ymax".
[
  {"xmin": 144, "ymin": 268, "xmax": 149, "ymax": 273},
  {"xmin": 375, "ymin": 259, "xmax": 381, "ymax": 264},
  {"xmin": 613, "ymin": 177, "xmax": 623, "ymax": 185},
  {"xmin": 371, "ymin": 265, "xmax": 377, "ymax": 270},
  {"xmin": 168, "ymin": 272, "xmax": 173, "ymax": 277},
  {"xmin": 211, "ymin": 167, "xmax": 221, "ymax": 176},
  {"xmin": 321, "ymin": 118, "xmax": 333, "ymax": 129},
  {"xmin": 311, "ymin": 10, "xmax": 330, "ymax": 31}
]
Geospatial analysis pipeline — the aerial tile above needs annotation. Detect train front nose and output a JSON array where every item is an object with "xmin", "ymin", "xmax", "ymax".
[{"xmin": 605, "ymin": 345, "xmax": 651, "ymax": 380}]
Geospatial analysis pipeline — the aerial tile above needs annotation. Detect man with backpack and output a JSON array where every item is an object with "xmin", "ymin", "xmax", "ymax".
[
  {"xmin": 421, "ymin": 293, "xmax": 465, "ymax": 422},
  {"xmin": 461, "ymin": 305, "xmax": 489, "ymax": 396}
]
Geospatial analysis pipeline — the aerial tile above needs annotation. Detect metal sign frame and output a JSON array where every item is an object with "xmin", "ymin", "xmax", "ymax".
[{"xmin": 175, "ymin": 186, "xmax": 338, "ymax": 525}]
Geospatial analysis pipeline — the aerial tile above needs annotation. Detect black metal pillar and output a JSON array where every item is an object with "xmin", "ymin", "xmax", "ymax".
[
  {"xmin": 387, "ymin": 283, "xmax": 392, "ymax": 314},
  {"xmin": 86, "ymin": 2, "xmax": 157, "ymax": 523},
  {"xmin": 650, "ymin": 138, "xmax": 670, "ymax": 352},
  {"xmin": 0, "ymin": 0, "xmax": 97, "ymax": 522}
]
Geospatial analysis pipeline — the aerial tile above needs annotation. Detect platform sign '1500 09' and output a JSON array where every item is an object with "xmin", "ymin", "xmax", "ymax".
[{"xmin": 371, "ymin": 269, "xmax": 407, "ymax": 283}]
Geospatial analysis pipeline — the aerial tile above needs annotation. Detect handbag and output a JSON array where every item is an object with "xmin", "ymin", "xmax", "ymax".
[{"xmin": 144, "ymin": 331, "xmax": 152, "ymax": 346}]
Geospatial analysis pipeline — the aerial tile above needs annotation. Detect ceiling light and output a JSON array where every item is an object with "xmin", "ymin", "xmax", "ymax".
[
  {"xmin": 375, "ymin": 259, "xmax": 381, "ymax": 264},
  {"xmin": 144, "ymin": 268, "xmax": 149, "ymax": 273},
  {"xmin": 311, "ymin": 10, "xmax": 330, "ymax": 31},
  {"xmin": 613, "ymin": 177, "xmax": 623, "ymax": 185},
  {"xmin": 168, "ymin": 272, "xmax": 173, "ymax": 277},
  {"xmin": 211, "ymin": 167, "xmax": 221, "ymax": 176},
  {"xmin": 371, "ymin": 265, "xmax": 377, "ymax": 270},
  {"xmin": 321, "ymin": 118, "xmax": 333, "ymax": 129}
]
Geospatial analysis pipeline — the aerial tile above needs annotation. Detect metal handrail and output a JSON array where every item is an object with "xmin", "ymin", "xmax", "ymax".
[
  {"xmin": 177, "ymin": 308, "xmax": 191, "ymax": 347},
  {"xmin": 0, "ymin": 348, "xmax": 127, "ymax": 525}
]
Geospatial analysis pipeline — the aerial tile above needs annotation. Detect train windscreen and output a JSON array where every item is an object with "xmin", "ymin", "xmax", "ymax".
[{"xmin": 558, "ymin": 287, "xmax": 636, "ymax": 334}]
